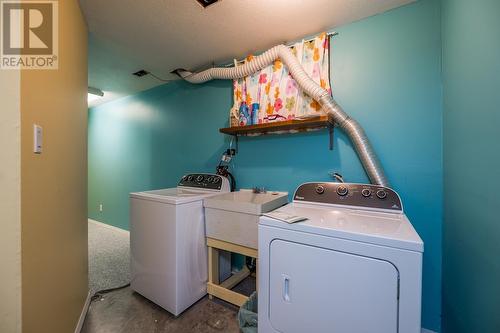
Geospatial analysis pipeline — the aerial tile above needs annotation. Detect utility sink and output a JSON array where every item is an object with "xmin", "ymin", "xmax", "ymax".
[
  {"xmin": 204, "ymin": 190, "xmax": 289, "ymax": 215},
  {"xmin": 204, "ymin": 190, "xmax": 288, "ymax": 249}
]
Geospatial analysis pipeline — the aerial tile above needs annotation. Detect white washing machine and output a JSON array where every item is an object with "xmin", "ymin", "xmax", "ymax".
[
  {"xmin": 259, "ymin": 182, "xmax": 423, "ymax": 333},
  {"xmin": 130, "ymin": 173, "xmax": 230, "ymax": 316}
]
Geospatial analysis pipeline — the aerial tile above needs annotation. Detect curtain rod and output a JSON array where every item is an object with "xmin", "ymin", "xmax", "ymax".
[
  {"xmin": 222, "ymin": 31, "xmax": 338, "ymax": 67},
  {"xmin": 287, "ymin": 31, "xmax": 338, "ymax": 47}
]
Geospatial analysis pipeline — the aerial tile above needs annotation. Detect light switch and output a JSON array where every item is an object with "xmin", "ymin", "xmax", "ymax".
[{"xmin": 33, "ymin": 124, "xmax": 42, "ymax": 154}]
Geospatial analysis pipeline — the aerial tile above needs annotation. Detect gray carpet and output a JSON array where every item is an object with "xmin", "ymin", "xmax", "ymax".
[{"xmin": 88, "ymin": 220, "xmax": 130, "ymax": 294}]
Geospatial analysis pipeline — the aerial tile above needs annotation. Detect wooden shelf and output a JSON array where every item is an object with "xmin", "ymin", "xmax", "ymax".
[
  {"xmin": 220, "ymin": 115, "xmax": 333, "ymax": 136},
  {"xmin": 219, "ymin": 115, "xmax": 335, "ymax": 150}
]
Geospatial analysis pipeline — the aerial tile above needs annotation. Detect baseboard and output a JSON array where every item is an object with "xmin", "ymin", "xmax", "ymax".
[
  {"xmin": 422, "ymin": 329, "xmax": 438, "ymax": 333},
  {"xmin": 74, "ymin": 291, "xmax": 92, "ymax": 333},
  {"xmin": 88, "ymin": 219, "xmax": 129, "ymax": 235}
]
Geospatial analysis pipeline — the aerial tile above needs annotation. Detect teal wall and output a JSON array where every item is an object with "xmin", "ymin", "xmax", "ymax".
[
  {"xmin": 442, "ymin": 0, "xmax": 500, "ymax": 332},
  {"xmin": 88, "ymin": 1, "xmax": 442, "ymax": 330}
]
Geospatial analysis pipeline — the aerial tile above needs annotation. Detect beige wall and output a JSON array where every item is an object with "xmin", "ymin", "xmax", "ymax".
[
  {"xmin": 20, "ymin": 0, "xmax": 88, "ymax": 332},
  {"xmin": 0, "ymin": 69, "xmax": 22, "ymax": 332}
]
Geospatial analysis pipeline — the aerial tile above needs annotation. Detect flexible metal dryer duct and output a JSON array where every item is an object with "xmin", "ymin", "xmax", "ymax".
[{"xmin": 173, "ymin": 44, "xmax": 389, "ymax": 186}]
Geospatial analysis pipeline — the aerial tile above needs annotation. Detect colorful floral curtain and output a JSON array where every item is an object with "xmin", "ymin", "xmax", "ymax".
[{"xmin": 230, "ymin": 32, "xmax": 331, "ymax": 127}]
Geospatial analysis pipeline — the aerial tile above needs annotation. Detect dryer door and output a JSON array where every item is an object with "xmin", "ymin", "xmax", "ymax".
[{"xmin": 269, "ymin": 240, "xmax": 399, "ymax": 333}]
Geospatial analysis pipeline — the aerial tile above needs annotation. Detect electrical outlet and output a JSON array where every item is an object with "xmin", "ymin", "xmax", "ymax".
[{"xmin": 99, "ymin": 204, "xmax": 103, "ymax": 212}]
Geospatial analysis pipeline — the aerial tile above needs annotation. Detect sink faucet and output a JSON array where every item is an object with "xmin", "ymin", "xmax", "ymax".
[{"xmin": 252, "ymin": 187, "xmax": 267, "ymax": 194}]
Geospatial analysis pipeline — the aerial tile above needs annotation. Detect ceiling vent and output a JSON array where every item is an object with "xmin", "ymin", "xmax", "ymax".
[
  {"xmin": 196, "ymin": 0, "xmax": 219, "ymax": 8},
  {"xmin": 132, "ymin": 69, "xmax": 149, "ymax": 77}
]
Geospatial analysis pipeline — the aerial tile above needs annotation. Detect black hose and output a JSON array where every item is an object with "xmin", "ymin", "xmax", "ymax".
[
  {"xmin": 90, "ymin": 283, "xmax": 130, "ymax": 302},
  {"xmin": 216, "ymin": 165, "xmax": 236, "ymax": 192},
  {"xmin": 226, "ymin": 171, "xmax": 236, "ymax": 192}
]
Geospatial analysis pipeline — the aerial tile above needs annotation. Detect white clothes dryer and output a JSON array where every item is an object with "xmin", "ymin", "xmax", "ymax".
[{"xmin": 259, "ymin": 182, "xmax": 423, "ymax": 333}]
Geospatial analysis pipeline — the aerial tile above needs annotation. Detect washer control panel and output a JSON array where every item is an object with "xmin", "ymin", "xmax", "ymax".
[
  {"xmin": 293, "ymin": 182, "xmax": 402, "ymax": 212},
  {"xmin": 178, "ymin": 173, "xmax": 226, "ymax": 190}
]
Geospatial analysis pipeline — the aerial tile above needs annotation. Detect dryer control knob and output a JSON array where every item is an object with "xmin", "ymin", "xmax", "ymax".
[
  {"xmin": 213, "ymin": 177, "xmax": 221, "ymax": 183},
  {"xmin": 337, "ymin": 185, "xmax": 348, "ymax": 196},
  {"xmin": 187, "ymin": 175, "xmax": 194, "ymax": 181},
  {"xmin": 376, "ymin": 189, "xmax": 387, "ymax": 199},
  {"xmin": 315, "ymin": 185, "xmax": 325, "ymax": 194},
  {"xmin": 361, "ymin": 188, "xmax": 372, "ymax": 197},
  {"xmin": 196, "ymin": 175, "xmax": 204, "ymax": 182}
]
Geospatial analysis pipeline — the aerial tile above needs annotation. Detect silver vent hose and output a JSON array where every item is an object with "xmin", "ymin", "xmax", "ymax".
[{"xmin": 173, "ymin": 44, "xmax": 388, "ymax": 186}]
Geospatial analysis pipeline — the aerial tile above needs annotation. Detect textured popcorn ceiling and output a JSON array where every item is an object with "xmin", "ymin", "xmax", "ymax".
[{"xmin": 80, "ymin": 0, "xmax": 414, "ymax": 106}]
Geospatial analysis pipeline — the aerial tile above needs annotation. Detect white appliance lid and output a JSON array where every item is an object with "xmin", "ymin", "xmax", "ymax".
[
  {"xmin": 130, "ymin": 188, "xmax": 219, "ymax": 204},
  {"xmin": 260, "ymin": 202, "xmax": 423, "ymax": 252}
]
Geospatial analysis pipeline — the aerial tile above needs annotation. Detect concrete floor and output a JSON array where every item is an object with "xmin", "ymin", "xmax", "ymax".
[{"xmin": 82, "ymin": 277, "xmax": 255, "ymax": 332}]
